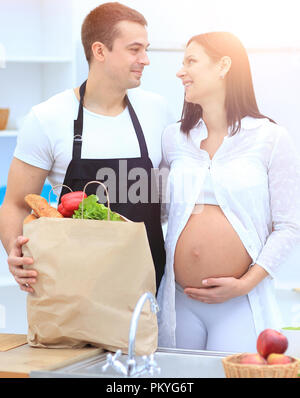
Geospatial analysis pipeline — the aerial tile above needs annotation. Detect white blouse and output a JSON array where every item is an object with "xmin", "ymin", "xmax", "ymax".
[
  {"xmin": 157, "ymin": 116, "xmax": 300, "ymax": 348},
  {"xmin": 195, "ymin": 172, "xmax": 218, "ymax": 205}
]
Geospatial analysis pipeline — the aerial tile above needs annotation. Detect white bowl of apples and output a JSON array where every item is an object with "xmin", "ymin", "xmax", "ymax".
[{"xmin": 222, "ymin": 329, "xmax": 299, "ymax": 378}]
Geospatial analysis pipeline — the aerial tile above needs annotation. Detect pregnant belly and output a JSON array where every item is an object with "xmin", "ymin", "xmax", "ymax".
[{"xmin": 174, "ymin": 204, "xmax": 252, "ymax": 288}]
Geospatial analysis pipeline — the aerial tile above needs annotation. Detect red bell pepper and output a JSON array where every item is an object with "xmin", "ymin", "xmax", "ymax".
[
  {"xmin": 60, "ymin": 191, "xmax": 87, "ymax": 213},
  {"xmin": 58, "ymin": 203, "xmax": 74, "ymax": 218}
]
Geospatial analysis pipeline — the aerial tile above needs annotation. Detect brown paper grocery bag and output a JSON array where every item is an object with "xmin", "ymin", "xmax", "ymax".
[{"xmin": 22, "ymin": 217, "xmax": 157, "ymax": 355}]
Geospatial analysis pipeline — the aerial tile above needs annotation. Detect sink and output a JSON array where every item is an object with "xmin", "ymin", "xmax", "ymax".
[{"xmin": 30, "ymin": 347, "xmax": 233, "ymax": 378}]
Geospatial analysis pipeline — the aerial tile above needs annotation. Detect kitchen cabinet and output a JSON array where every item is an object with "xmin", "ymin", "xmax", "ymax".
[
  {"xmin": 0, "ymin": 0, "xmax": 79, "ymax": 194},
  {"xmin": 0, "ymin": 0, "xmax": 78, "ymax": 133}
]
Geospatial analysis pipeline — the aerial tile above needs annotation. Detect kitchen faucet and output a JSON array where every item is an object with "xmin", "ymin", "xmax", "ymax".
[{"xmin": 102, "ymin": 292, "xmax": 160, "ymax": 377}]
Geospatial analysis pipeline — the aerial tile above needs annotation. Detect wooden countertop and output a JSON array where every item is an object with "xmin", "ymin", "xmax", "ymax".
[{"xmin": 0, "ymin": 334, "xmax": 103, "ymax": 378}]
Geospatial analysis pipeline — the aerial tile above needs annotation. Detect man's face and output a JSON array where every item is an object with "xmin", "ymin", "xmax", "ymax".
[{"xmin": 103, "ymin": 21, "xmax": 150, "ymax": 90}]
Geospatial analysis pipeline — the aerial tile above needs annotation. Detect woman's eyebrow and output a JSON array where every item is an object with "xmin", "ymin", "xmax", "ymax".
[{"xmin": 183, "ymin": 55, "xmax": 196, "ymax": 64}]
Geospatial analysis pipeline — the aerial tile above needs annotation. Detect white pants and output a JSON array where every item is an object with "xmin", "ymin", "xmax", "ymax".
[{"xmin": 175, "ymin": 282, "xmax": 257, "ymax": 353}]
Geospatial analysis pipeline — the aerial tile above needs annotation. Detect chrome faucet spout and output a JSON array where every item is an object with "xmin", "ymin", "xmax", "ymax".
[
  {"xmin": 127, "ymin": 292, "xmax": 159, "ymax": 373},
  {"xmin": 102, "ymin": 291, "xmax": 160, "ymax": 377}
]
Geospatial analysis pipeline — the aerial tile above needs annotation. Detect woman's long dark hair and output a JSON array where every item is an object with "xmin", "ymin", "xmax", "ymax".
[{"xmin": 180, "ymin": 32, "xmax": 275, "ymax": 135}]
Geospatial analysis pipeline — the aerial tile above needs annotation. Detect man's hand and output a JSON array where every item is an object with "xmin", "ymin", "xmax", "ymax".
[
  {"xmin": 0, "ymin": 158, "xmax": 48, "ymax": 293},
  {"xmin": 184, "ymin": 277, "xmax": 247, "ymax": 304},
  {"xmin": 8, "ymin": 235, "xmax": 37, "ymax": 293}
]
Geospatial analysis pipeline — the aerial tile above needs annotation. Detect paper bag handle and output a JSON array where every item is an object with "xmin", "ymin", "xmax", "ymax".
[
  {"xmin": 82, "ymin": 180, "xmax": 111, "ymax": 221},
  {"xmin": 48, "ymin": 184, "xmax": 73, "ymax": 204},
  {"xmin": 48, "ymin": 181, "xmax": 111, "ymax": 221}
]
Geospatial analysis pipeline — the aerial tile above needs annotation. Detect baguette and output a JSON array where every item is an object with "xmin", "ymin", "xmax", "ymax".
[
  {"xmin": 25, "ymin": 194, "xmax": 63, "ymax": 218},
  {"xmin": 23, "ymin": 213, "xmax": 38, "ymax": 224}
]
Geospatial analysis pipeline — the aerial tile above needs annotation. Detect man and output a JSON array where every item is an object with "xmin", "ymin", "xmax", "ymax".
[{"xmin": 0, "ymin": 2, "xmax": 174, "ymax": 293}]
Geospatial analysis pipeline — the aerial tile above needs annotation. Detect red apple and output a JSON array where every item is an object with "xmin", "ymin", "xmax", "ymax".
[
  {"xmin": 239, "ymin": 353, "xmax": 267, "ymax": 365},
  {"xmin": 256, "ymin": 329, "xmax": 288, "ymax": 358},
  {"xmin": 267, "ymin": 353, "xmax": 292, "ymax": 365}
]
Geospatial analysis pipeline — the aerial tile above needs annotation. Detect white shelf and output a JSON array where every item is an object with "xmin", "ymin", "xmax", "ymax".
[
  {"xmin": 0, "ymin": 130, "xmax": 18, "ymax": 137},
  {"xmin": 6, "ymin": 56, "xmax": 73, "ymax": 64},
  {"xmin": 0, "ymin": 0, "xmax": 77, "ymax": 134}
]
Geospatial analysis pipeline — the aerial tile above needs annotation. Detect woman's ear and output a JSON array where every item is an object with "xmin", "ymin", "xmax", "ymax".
[{"xmin": 219, "ymin": 56, "xmax": 232, "ymax": 79}]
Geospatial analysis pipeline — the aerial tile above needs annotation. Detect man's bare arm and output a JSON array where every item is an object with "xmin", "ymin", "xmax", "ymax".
[{"xmin": 0, "ymin": 158, "xmax": 49, "ymax": 292}]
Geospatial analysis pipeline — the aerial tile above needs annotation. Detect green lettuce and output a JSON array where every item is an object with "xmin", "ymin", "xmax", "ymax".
[{"xmin": 72, "ymin": 194, "xmax": 122, "ymax": 221}]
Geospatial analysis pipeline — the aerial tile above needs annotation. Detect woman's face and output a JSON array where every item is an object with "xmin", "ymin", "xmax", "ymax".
[{"xmin": 177, "ymin": 41, "xmax": 223, "ymax": 105}]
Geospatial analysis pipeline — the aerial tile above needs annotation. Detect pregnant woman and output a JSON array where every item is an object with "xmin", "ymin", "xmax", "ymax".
[{"xmin": 157, "ymin": 31, "xmax": 300, "ymax": 352}]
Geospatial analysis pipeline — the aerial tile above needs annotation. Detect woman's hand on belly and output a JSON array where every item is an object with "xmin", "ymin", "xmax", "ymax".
[
  {"xmin": 184, "ymin": 264, "xmax": 269, "ymax": 303},
  {"xmin": 184, "ymin": 276, "xmax": 248, "ymax": 304}
]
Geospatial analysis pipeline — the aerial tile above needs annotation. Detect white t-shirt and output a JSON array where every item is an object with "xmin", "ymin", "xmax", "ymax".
[{"xmin": 14, "ymin": 87, "xmax": 175, "ymax": 197}]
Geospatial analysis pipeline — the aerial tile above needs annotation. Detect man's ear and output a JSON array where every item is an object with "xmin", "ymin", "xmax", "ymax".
[{"xmin": 91, "ymin": 41, "xmax": 106, "ymax": 62}]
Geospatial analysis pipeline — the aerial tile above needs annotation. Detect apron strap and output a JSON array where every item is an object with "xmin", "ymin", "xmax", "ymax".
[
  {"xmin": 72, "ymin": 81, "xmax": 86, "ymax": 159},
  {"xmin": 72, "ymin": 80, "xmax": 148, "ymax": 160},
  {"xmin": 125, "ymin": 96, "xmax": 149, "ymax": 159}
]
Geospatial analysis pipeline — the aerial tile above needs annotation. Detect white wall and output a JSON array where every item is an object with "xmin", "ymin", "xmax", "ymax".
[
  {"xmin": 76, "ymin": 0, "xmax": 300, "ymax": 48},
  {"xmin": 75, "ymin": 0, "xmax": 300, "ymax": 144}
]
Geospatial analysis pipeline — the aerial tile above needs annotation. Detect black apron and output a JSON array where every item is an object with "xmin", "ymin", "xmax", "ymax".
[{"xmin": 59, "ymin": 81, "xmax": 165, "ymax": 290}]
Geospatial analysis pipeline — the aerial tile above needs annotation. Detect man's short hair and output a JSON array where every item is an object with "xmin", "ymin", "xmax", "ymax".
[{"xmin": 81, "ymin": 2, "xmax": 147, "ymax": 65}]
